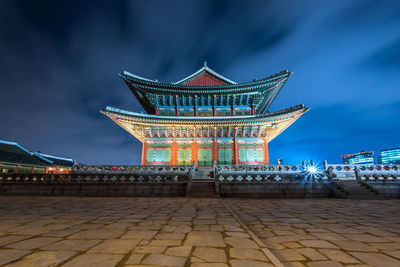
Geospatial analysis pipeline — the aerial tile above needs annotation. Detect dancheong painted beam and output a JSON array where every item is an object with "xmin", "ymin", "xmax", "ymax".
[{"xmin": 102, "ymin": 64, "xmax": 309, "ymax": 167}]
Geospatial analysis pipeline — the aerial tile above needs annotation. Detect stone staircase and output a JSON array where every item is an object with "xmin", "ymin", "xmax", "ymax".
[
  {"xmin": 188, "ymin": 168, "xmax": 219, "ymax": 198},
  {"xmin": 332, "ymin": 180, "xmax": 385, "ymax": 199}
]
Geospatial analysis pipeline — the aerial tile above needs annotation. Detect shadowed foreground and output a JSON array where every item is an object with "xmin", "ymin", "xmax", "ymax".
[{"xmin": 0, "ymin": 197, "xmax": 399, "ymax": 266}]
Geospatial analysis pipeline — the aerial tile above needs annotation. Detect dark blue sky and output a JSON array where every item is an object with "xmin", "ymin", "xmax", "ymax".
[{"xmin": 1, "ymin": 0, "xmax": 399, "ymax": 165}]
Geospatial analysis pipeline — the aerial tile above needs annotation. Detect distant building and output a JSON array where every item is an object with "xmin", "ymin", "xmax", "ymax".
[
  {"xmin": 0, "ymin": 140, "xmax": 74, "ymax": 174},
  {"xmin": 342, "ymin": 151, "xmax": 375, "ymax": 165},
  {"xmin": 378, "ymin": 148, "xmax": 400, "ymax": 164}
]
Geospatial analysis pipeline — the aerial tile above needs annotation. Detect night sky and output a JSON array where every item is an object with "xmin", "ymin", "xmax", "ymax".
[{"xmin": 1, "ymin": 0, "xmax": 399, "ymax": 165}]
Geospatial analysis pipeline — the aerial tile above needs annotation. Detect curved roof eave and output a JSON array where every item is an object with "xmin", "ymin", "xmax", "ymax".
[{"xmin": 101, "ymin": 104, "xmax": 309, "ymax": 125}]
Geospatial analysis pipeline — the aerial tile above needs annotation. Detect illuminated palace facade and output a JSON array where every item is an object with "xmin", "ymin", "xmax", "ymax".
[{"xmin": 102, "ymin": 63, "xmax": 308, "ymax": 167}]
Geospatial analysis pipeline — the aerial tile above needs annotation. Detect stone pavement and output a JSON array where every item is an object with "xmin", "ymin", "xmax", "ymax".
[
  {"xmin": 227, "ymin": 199, "xmax": 400, "ymax": 266},
  {"xmin": 0, "ymin": 197, "xmax": 398, "ymax": 266}
]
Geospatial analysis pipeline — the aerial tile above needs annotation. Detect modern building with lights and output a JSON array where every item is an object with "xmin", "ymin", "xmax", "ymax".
[
  {"xmin": 378, "ymin": 148, "xmax": 400, "ymax": 164},
  {"xmin": 102, "ymin": 63, "xmax": 309, "ymax": 166},
  {"xmin": 342, "ymin": 151, "xmax": 375, "ymax": 165}
]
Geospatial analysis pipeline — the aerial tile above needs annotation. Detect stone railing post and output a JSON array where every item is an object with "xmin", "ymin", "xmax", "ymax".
[
  {"xmin": 327, "ymin": 166, "xmax": 334, "ymax": 181},
  {"xmin": 185, "ymin": 161, "xmax": 195, "ymax": 197},
  {"xmin": 354, "ymin": 166, "xmax": 360, "ymax": 181},
  {"xmin": 213, "ymin": 160, "xmax": 219, "ymax": 195}
]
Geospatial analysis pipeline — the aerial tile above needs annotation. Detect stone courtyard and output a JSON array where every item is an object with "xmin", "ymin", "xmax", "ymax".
[{"xmin": 0, "ymin": 197, "xmax": 399, "ymax": 266}]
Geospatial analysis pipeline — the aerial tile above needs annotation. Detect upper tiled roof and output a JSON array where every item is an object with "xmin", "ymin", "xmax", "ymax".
[{"xmin": 120, "ymin": 68, "xmax": 290, "ymax": 95}]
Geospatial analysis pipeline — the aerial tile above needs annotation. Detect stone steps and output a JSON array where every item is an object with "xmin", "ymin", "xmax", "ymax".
[
  {"xmin": 336, "ymin": 181, "xmax": 386, "ymax": 199},
  {"xmin": 188, "ymin": 168, "xmax": 219, "ymax": 198}
]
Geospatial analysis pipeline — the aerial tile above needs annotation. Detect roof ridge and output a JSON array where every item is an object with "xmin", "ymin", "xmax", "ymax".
[{"xmin": 173, "ymin": 66, "xmax": 237, "ymax": 85}]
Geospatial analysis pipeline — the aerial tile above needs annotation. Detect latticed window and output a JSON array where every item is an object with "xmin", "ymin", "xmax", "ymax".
[
  {"xmin": 239, "ymin": 148, "xmax": 264, "ymax": 163},
  {"xmin": 177, "ymin": 149, "xmax": 192, "ymax": 165},
  {"xmin": 146, "ymin": 149, "xmax": 171, "ymax": 163},
  {"xmin": 218, "ymin": 149, "xmax": 233, "ymax": 165},
  {"xmin": 198, "ymin": 149, "xmax": 212, "ymax": 166}
]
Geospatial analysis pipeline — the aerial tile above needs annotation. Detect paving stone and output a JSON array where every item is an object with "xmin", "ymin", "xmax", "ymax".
[
  {"xmin": 226, "ymin": 231, "xmax": 250, "ymax": 237},
  {"xmin": 344, "ymin": 233, "xmax": 390, "ymax": 243},
  {"xmin": 185, "ymin": 231, "xmax": 225, "ymax": 247},
  {"xmin": 311, "ymin": 232, "xmax": 348, "ymax": 241},
  {"xmin": 150, "ymin": 239, "xmax": 182, "ymax": 246},
  {"xmin": 125, "ymin": 253, "xmax": 145, "ymax": 264},
  {"xmin": 67, "ymin": 229, "xmax": 124, "ymax": 239},
  {"xmin": 382, "ymin": 250, "xmax": 400, "ymax": 260},
  {"xmin": 142, "ymin": 253, "xmax": 186, "ymax": 267},
  {"xmin": 225, "ymin": 237, "xmax": 259, "ymax": 249},
  {"xmin": 42, "ymin": 239, "xmax": 101, "ymax": 251},
  {"xmin": 175, "ymin": 225, "xmax": 192, "ymax": 233},
  {"xmin": 121, "ymin": 230, "xmax": 158, "ymax": 239},
  {"xmin": 62, "ymin": 253, "xmax": 124, "ymax": 267},
  {"xmin": 191, "ymin": 256, "xmax": 205, "ymax": 263},
  {"xmin": 0, "ymin": 235, "xmax": 30, "ymax": 246},
  {"xmin": 134, "ymin": 245, "xmax": 167, "ymax": 253},
  {"xmin": 5, "ymin": 250, "xmax": 77, "ymax": 267},
  {"xmin": 350, "ymin": 252, "xmax": 400, "ymax": 266},
  {"xmin": 42, "ymin": 228, "xmax": 81, "ymax": 237},
  {"xmin": 191, "ymin": 264, "xmax": 229, "ymax": 267},
  {"xmin": 319, "ymin": 249, "xmax": 360, "ymax": 264},
  {"xmin": 165, "ymin": 246, "xmax": 192, "ymax": 257},
  {"xmin": 193, "ymin": 247, "xmax": 227, "ymax": 263},
  {"xmin": 6, "ymin": 237, "xmax": 61, "ymax": 249},
  {"xmin": 298, "ymin": 240, "xmax": 338, "ymax": 249},
  {"xmin": 155, "ymin": 232, "xmax": 185, "ymax": 240},
  {"xmin": 6, "ymin": 228, "xmax": 49, "ymax": 236},
  {"xmin": 267, "ymin": 235, "xmax": 299, "ymax": 243},
  {"xmin": 282, "ymin": 242, "xmax": 303, "ymax": 248},
  {"xmin": 230, "ymin": 259, "xmax": 273, "ymax": 267},
  {"xmin": 330, "ymin": 240, "xmax": 378, "ymax": 252},
  {"xmin": 307, "ymin": 261, "xmax": 344, "ymax": 267},
  {"xmin": 224, "ymin": 225, "xmax": 244, "ymax": 232},
  {"xmin": 272, "ymin": 249, "xmax": 306, "ymax": 261},
  {"xmin": 0, "ymin": 249, "xmax": 32, "ymax": 266},
  {"xmin": 87, "ymin": 239, "xmax": 140, "ymax": 254},
  {"xmin": 295, "ymin": 248, "xmax": 327, "ymax": 260},
  {"xmin": 210, "ymin": 225, "xmax": 224, "ymax": 232},
  {"xmin": 367, "ymin": 242, "xmax": 400, "ymax": 250},
  {"xmin": 229, "ymin": 248, "xmax": 267, "ymax": 261}
]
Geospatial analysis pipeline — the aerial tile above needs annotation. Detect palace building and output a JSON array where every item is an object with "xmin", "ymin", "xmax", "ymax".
[{"xmin": 102, "ymin": 63, "xmax": 308, "ymax": 167}]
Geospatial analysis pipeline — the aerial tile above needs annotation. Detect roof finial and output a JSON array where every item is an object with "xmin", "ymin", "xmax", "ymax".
[{"xmin": 204, "ymin": 61, "xmax": 207, "ymax": 68}]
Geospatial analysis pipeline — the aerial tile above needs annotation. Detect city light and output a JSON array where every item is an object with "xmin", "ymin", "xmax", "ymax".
[{"xmin": 308, "ymin": 166, "xmax": 317, "ymax": 174}]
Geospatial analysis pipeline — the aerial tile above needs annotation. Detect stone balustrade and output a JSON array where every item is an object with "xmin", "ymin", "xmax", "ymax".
[
  {"xmin": 324, "ymin": 161, "xmax": 400, "ymax": 182},
  {"xmin": 215, "ymin": 164, "xmax": 328, "ymax": 182},
  {"xmin": 0, "ymin": 164, "xmax": 193, "ymax": 184}
]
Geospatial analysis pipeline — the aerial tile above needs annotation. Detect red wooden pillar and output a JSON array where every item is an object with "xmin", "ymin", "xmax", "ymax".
[
  {"xmin": 233, "ymin": 139, "xmax": 239, "ymax": 165},
  {"xmin": 141, "ymin": 142, "xmax": 147, "ymax": 165},
  {"xmin": 14, "ymin": 165, "xmax": 19, "ymax": 174},
  {"xmin": 156, "ymin": 107, "xmax": 160, "ymax": 115},
  {"xmin": 251, "ymin": 105, "xmax": 255, "ymax": 115},
  {"xmin": 212, "ymin": 139, "xmax": 218, "ymax": 165},
  {"xmin": 171, "ymin": 141, "xmax": 178, "ymax": 165},
  {"xmin": 192, "ymin": 141, "xmax": 198, "ymax": 167},
  {"xmin": 264, "ymin": 139, "xmax": 269, "ymax": 164}
]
